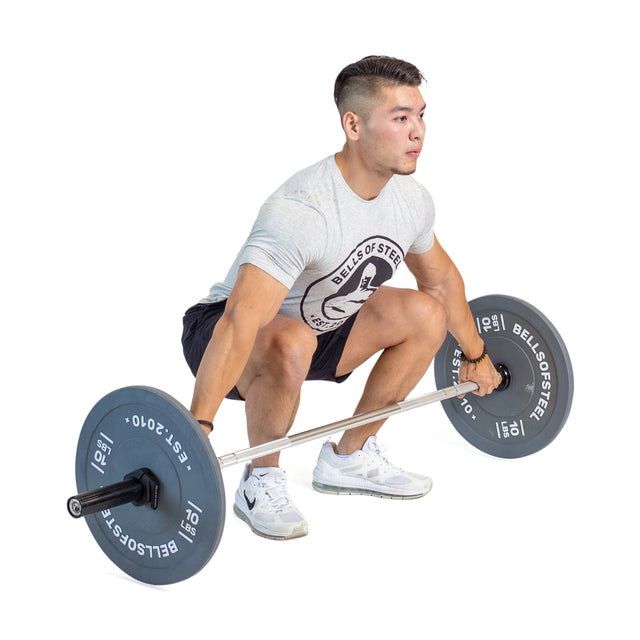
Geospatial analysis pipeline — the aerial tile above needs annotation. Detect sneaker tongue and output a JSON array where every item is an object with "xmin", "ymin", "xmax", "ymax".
[{"xmin": 362, "ymin": 436, "xmax": 379, "ymax": 454}]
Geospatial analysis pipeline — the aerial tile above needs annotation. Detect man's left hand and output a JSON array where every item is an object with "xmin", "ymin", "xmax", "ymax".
[{"xmin": 459, "ymin": 355, "xmax": 503, "ymax": 396}]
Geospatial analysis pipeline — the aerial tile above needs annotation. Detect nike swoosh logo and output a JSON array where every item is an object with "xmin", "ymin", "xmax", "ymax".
[{"xmin": 244, "ymin": 491, "xmax": 256, "ymax": 511}]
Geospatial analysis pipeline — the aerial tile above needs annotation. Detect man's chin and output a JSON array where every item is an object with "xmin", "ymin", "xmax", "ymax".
[{"xmin": 393, "ymin": 165, "xmax": 417, "ymax": 176}]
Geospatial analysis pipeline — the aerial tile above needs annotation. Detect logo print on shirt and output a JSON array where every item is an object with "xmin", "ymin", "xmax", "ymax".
[{"xmin": 301, "ymin": 236, "xmax": 403, "ymax": 333}]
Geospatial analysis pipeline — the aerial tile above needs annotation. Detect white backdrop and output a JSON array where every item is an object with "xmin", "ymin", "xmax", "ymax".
[{"xmin": 2, "ymin": 1, "xmax": 638, "ymax": 638}]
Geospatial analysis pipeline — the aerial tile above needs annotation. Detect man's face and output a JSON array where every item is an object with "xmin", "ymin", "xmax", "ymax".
[{"xmin": 357, "ymin": 84, "xmax": 426, "ymax": 177}]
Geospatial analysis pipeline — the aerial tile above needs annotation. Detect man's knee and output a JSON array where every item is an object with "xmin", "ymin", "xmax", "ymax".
[
  {"xmin": 401, "ymin": 290, "xmax": 448, "ymax": 344},
  {"xmin": 260, "ymin": 319, "xmax": 317, "ymax": 385}
]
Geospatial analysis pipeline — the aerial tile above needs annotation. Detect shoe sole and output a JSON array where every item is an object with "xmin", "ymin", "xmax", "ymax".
[
  {"xmin": 312, "ymin": 480, "xmax": 432, "ymax": 500},
  {"xmin": 233, "ymin": 504, "xmax": 308, "ymax": 540}
]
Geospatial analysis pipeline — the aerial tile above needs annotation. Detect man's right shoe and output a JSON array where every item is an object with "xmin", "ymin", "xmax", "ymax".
[{"xmin": 234, "ymin": 465, "xmax": 308, "ymax": 540}]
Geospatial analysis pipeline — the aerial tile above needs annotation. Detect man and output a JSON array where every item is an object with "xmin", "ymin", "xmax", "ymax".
[{"xmin": 182, "ymin": 55, "xmax": 501, "ymax": 540}]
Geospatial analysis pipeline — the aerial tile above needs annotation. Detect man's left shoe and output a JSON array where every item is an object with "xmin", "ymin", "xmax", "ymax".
[{"xmin": 312, "ymin": 435, "xmax": 433, "ymax": 499}]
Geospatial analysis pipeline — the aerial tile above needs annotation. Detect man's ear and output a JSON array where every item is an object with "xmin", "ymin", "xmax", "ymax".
[{"xmin": 342, "ymin": 111, "xmax": 362, "ymax": 141}]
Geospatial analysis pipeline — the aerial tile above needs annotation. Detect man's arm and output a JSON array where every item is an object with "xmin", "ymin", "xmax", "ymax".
[
  {"xmin": 404, "ymin": 236, "xmax": 501, "ymax": 395},
  {"xmin": 189, "ymin": 263, "xmax": 289, "ymax": 426}
]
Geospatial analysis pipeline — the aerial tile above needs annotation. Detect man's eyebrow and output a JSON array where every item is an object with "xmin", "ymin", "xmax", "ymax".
[{"xmin": 390, "ymin": 103, "xmax": 427, "ymax": 113}]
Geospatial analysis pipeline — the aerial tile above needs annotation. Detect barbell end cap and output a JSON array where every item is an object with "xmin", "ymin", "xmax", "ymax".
[{"xmin": 67, "ymin": 497, "xmax": 83, "ymax": 518}]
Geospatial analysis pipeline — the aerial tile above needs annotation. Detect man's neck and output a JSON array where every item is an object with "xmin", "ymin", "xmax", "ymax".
[{"xmin": 334, "ymin": 147, "xmax": 392, "ymax": 201}]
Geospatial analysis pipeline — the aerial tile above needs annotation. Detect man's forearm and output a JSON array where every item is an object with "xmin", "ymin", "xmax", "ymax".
[
  {"xmin": 189, "ymin": 313, "xmax": 256, "ymax": 422},
  {"xmin": 421, "ymin": 266, "xmax": 484, "ymax": 359},
  {"xmin": 189, "ymin": 265, "xmax": 290, "ymax": 424}
]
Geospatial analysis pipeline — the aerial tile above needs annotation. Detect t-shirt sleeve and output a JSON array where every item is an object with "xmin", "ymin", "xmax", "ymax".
[
  {"xmin": 237, "ymin": 197, "xmax": 327, "ymax": 289},
  {"xmin": 408, "ymin": 183, "xmax": 436, "ymax": 254}
]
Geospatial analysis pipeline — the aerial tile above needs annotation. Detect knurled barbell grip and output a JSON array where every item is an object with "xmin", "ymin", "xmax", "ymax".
[
  {"xmin": 67, "ymin": 468, "xmax": 159, "ymax": 518},
  {"xmin": 217, "ymin": 379, "xmax": 483, "ymax": 469},
  {"xmin": 216, "ymin": 365, "xmax": 510, "ymax": 469}
]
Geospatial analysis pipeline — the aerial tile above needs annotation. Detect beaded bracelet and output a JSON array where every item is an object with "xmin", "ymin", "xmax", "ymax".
[{"xmin": 462, "ymin": 343, "xmax": 487, "ymax": 364}]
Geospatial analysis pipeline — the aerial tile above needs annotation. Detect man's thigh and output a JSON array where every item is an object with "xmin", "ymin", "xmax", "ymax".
[
  {"xmin": 335, "ymin": 286, "xmax": 442, "ymax": 377},
  {"xmin": 234, "ymin": 314, "xmax": 318, "ymax": 398}
]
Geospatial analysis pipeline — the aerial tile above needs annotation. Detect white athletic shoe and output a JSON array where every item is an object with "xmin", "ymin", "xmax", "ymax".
[
  {"xmin": 312, "ymin": 435, "xmax": 433, "ymax": 499},
  {"xmin": 234, "ymin": 465, "xmax": 308, "ymax": 540}
]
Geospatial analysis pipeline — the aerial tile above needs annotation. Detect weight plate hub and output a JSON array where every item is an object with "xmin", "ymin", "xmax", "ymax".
[
  {"xmin": 74, "ymin": 386, "xmax": 225, "ymax": 585},
  {"xmin": 434, "ymin": 295, "xmax": 573, "ymax": 458}
]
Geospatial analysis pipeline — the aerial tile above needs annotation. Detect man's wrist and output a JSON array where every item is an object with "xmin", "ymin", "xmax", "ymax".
[
  {"xmin": 461, "ymin": 342, "xmax": 487, "ymax": 364},
  {"xmin": 459, "ymin": 334, "xmax": 486, "ymax": 362}
]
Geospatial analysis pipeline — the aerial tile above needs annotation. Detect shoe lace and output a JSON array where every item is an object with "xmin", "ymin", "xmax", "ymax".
[
  {"xmin": 258, "ymin": 474, "xmax": 291, "ymax": 512},
  {"xmin": 368, "ymin": 442, "xmax": 403, "ymax": 472}
]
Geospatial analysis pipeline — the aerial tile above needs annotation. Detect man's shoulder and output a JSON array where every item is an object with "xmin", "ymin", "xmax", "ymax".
[
  {"xmin": 390, "ymin": 173, "xmax": 429, "ymax": 196},
  {"xmin": 269, "ymin": 156, "xmax": 335, "ymax": 204},
  {"xmin": 389, "ymin": 174, "xmax": 435, "ymax": 209}
]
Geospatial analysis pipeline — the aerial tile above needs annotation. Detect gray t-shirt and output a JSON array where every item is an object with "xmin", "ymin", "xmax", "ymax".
[{"xmin": 203, "ymin": 155, "xmax": 436, "ymax": 334}]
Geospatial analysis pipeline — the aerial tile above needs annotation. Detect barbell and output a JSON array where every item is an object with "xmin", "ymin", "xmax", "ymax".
[{"xmin": 67, "ymin": 294, "xmax": 573, "ymax": 585}]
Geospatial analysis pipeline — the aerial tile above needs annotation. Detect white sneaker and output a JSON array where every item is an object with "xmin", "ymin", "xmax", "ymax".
[
  {"xmin": 233, "ymin": 465, "xmax": 308, "ymax": 540},
  {"xmin": 312, "ymin": 435, "xmax": 433, "ymax": 499}
]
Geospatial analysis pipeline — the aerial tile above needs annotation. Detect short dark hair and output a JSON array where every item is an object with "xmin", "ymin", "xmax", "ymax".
[{"xmin": 334, "ymin": 55, "xmax": 425, "ymax": 118}]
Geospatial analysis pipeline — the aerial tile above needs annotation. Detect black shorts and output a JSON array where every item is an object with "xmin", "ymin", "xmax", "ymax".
[{"xmin": 181, "ymin": 301, "xmax": 358, "ymax": 400}]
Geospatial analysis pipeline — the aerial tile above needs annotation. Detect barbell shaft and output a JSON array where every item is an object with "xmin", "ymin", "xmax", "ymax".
[
  {"xmin": 67, "ymin": 477, "xmax": 143, "ymax": 518},
  {"xmin": 67, "ymin": 468, "xmax": 160, "ymax": 519},
  {"xmin": 217, "ymin": 380, "xmax": 478, "ymax": 469}
]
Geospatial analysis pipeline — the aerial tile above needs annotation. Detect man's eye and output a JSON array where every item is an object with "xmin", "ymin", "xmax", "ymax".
[{"xmin": 396, "ymin": 116, "xmax": 407, "ymax": 122}]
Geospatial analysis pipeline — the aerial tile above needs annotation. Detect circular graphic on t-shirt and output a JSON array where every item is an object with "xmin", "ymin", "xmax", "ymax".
[{"xmin": 300, "ymin": 236, "xmax": 404, "ymax": 333}]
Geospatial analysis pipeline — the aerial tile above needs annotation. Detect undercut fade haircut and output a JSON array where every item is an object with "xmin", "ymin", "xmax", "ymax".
[{"xmin": 334, "ymin": 55, "xmax": 425, "ymax": 120}]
